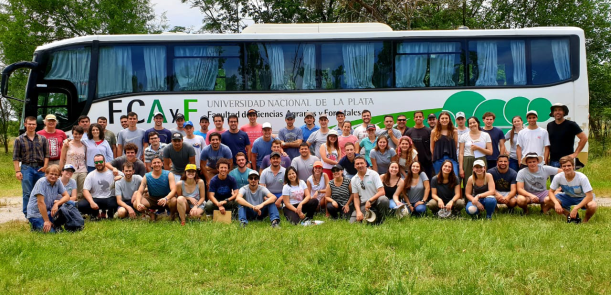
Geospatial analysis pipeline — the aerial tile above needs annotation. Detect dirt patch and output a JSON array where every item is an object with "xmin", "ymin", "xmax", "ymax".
[{"xmin": 0, "ymin": 197, "xmax": 26, "ymax": 224}]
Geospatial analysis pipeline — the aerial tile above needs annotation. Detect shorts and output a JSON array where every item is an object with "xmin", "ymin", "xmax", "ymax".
[
  {"xmin": 189, "ymin": 202, "xmax": 205, "ymax": 210},
  {"xmin": 122, "ymin": 200, "xmax": 135, "ymax": 210},
  {"xmin": 144, "ymin": 195, "xmax": 167, "ymax": 210},
  {"xmin": 555, "ymin": 193, "xmax": 591, "ymax": 210},
  {"xmin": 496, "ymin": 191, "xmax": 514, "ymax": 198},
  {"xmin": 528, "ymin": 191, "xmax": 548, "ymax": 204}
]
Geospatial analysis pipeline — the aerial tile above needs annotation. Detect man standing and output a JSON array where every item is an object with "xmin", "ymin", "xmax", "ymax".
[
  {"xmin": 97, "ymin": 116, "xmax": 117, "ymax": 157},
  {"xmin": 14, "ymin": 116, "xmax": 49, "ymax": 217},
  {"xmin": 170, "ymin": 113, "xmax": 186, "ymax": 136},
  {"xmin": 206, "ymin": 114, "xmax": 227, "ymax": 144},
  {"xmin": 201, "ymin": 132, "xmax": 233, "ymax": 185},
  {"xmin": 259, "ymin": 152, "xmax": 286, "ymax": 199},
  {"xmin": 350, "ymin": 155, "xmax": 389, "ymax": 223},
  {"xmin": 108, "ymin": 143, "xmax": 147, "ymax": 177},
  {"xmin": 300, "ymin": 112, "xmax": 319, "ymax": 150},
  {"xmin": 78, "ymin": 115, "xmax": 91, "ymax": 139},
  {"xmin": 353, "ymin": 110, "xmax": 378, "ymax": 141},
  {"xmin": 205, "ymin": 158, "xmax": 239, "ymax": 217},
  {"xmin": 338, "ymin": 142, "xmax": 368, "ymax": 179},
  {"xmin": 144, "ymin": 131, "xmax": 167, "ymax": 172},
  {"xmin": 251, "ymin": 122, "xmax": 276, "ymax": 170},
  {"xmin": 259, "ymin": 140, "xmax": 292, "ymax": 173},
  {"xmin": 377, "ymin": 115, "xmax": 402, "ymax": 149},
  {"xmin": 221, "ymin": 114, "xmax": 251, "ymax": 164},
  {"xmin": 482, "ymin": 112, "xmax": 506, "ymax": 168},
  {"xmin": 332, "ymin": 110, "xmax": 351, "ymax": 134},
  {"xmin": 240, "ymin": 109, "xmax": 263, "ymax": 146},
  {"xmin": 307, "ymin": 113, "xmax": 330, "ymax": 158},
  {"xmin": 163, "ymin": 133, "xmax": 196, "ymax": 183},
  {"xmin": 547, "ymin": 103, "xmax": 588, "ymax": 168},
  {"xmin": 78, "ymin": 154, "xmax": 122, "ymax": 219},
  {"xmin": 405, "ymin": 111, "xmax": 433, "ymax": 178},
  {"xmin": 396, "ymin": 114, "xmax": 409, "ymax": 136},
  {"xmin": 194, "ymin": 115, "xmax": 210, "ymax": 140},
  {"xmin": 549, "ymin": 156, "xmax": 597, "ymax": 222},
  {"xmin": 183, "ymin": 121, "xmax": 206, "ymax": 172},
  {"xmin": 290, "ymin": 143, "xmax": 320, "ymax": 182},
  {"xmin": 115, "ymin": 162, "xmax": 142, "ymax": 219},
  {"xmin": 516, "ymin": 153, "xmax": 561, "ymax": 214},
  {"xmin": 278, "ymin": 111, "xmax": 303, "ymax": 160},
  {"xmin": 37, "ymin": 114, "xmax": 67, "ymax": 166},
  {"xmin": 488, "ymin": 155, "xmax": 518, "ymax": 210},
  {"xmin": 235, "ymin": 170, "xmax": 281, "ymax": 228},
  {"xmin": 144, "ymin": 112, "xmax": 172, "ymax": 149},
  {"xmin": 516, "ymin": 110, "xmax": 550, "ymax": 166},
  {"xmin": 229, "ymin": 152, "xmax": 253, "ymax": 189},
  {"xmin": 117, "ymin": 112, "xmax": 145, "ymax": 160},
  {"xmin": 427, "ymin": 113, "xmax": 437, "ymax": 129},
  {"xmin": 135, "ymin": 156, "xmax": 178, "ymax": 220}
]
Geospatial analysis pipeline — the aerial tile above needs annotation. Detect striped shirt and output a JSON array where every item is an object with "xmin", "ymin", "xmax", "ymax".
[
  {"xmin": 13, "ymin": 133, "xmax": 49, "ymax": 164},
  {"xmin": 329, "ymin": 177, "xmax": 351, "ymax": 207},
  {"xmin": 144, "ymin": 143, "xmax": 167, "ymax": 163}
]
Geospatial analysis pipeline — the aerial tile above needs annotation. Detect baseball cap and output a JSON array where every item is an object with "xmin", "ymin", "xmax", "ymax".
[
  {"xmin": 313, "ymin": 161, "xmax": 323, "ymax": 168},
  {"xmin": 171, "ymin": 132, "xmax": 183, "ymax": 141},
  {"xmin": 248, "ymin": 170, "xmax": 259, "ymax": 177},
  {"xmin": 285, "ymin": 111, "xmax": 295, "ymax": 119},
  {"xmin": 319, "ymin": 113, "xmax": 329, "ymax": 119},
  {"xmin": 367, "ymin": 124, "xmax": 376, "ymax": 130},
  {"xmin": 183, "ymin": 121, "xmax": 194, "ymax": 127},
  {"xmin": 44, "ymin": 114, "xmax": 57, "ymax": 121},
  {"xmin": 199, "ymin": 115, "xmax": 209, "ymax": 122},
  {"xmin": 185, "ymin": 164, "xmax": 197, "ymax": 171},
  {"xmin": 270, "ymin": 151, "xmax": 281, "ymax": 158},
  {"xmin": 154, "ymin": 112, "xmax": 164, "ymax": 118},
  {"xmin": 331, "ymin": 164, "xmax": 344, "ymax": 172},
  {"xmin": 305, "ymin": 112, "xmax": 315, "ymax": 118},
  {"xmin": 262, "ymin": 122, "xmax": 272, "ymax": 129},
  {"xmin": 526, "ymin": 110, "xmax": 538, "ymax": 117},
  {"xmin": 327, "ymin": 129, "xmax": 338, "ymax": 137},
  {"xmin": 428, "ymin": 113, "xmax": 437, "ymax": 119},
  {"xmin": 247, "ymin": 109, "xmax": 257, "ymax": 115},
  {"xmin": 176, "ymin": 113, "xmax": 185, "ymax": 120},
  {"xmin": 336, "ymin": 110, "xmax": 345, "ymax": 115},
  {"xmin": 456, "ymin": 112, "xmax": 465, "ymax": 119},
  {"xmin": 62, "ymin": 164, "xmax": 75, "ymax": 172},
  {"xmin": 473, "ymin": 159, "xmax": 486, "ymax": 167}
]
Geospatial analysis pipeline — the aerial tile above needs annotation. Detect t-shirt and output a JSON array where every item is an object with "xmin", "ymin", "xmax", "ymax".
[
  {"xmin": 27, "ymin": 178, "xmax": 66, "ymax": 219},
  {"xmin": 482, "ymin": 127, "xmax": 505, "ymax": 161},
  {"xmin": 300, "ymin": 124, "xmax": 319, "ymax": 147},
  {"xmin": 338, "ymin": 134, "xmax": 358, "ymax": 156},
  {"xmin": 104, "ymin": 129, "xmax": 117, "ymax": 147},
  {"xmin": 338, "ymin": 154, "xmax": 368, "ymax": 176},
  {"xmin": 350, "ymin": 170, "xmax": 383, "ymax": 203},
  {"xmin": 406, "ymin": 173, "xmax": 429, "ymax": 204},
  {"xmin": 278, "ymin": 127, "xmax": 303, "ymax": 159},
  {"xmin": 110, "ymin": 156, "xmax": 146, "ymax": 177},
  {"xmin": 459, "ymin": 132, "xmax": 492, "ymax": 157},
  {"xmin": 239, "ymin": 185, "xmax": 271, "ymax": 206},
  {"xmin": 260, "ymin": 155, "xmax": 292, "ymax": 171},
  {"xmin": 282, "ymin": 180, "xmax": 308, "ymax": 205},
  {"xmin": 260, "ymin": 166, "xmax": 286, "ymax": 194},
  {"xmin": 369, "ymin": 148, "xmax": 396, "ymax": 175},
  {"xmin": 144, "ymin": 128, "xmax": 172, "ymax": 144},
  {"xmin": 431, "ymin": 175, "xmax": 457, "ymax": 203},
  {"xmin": 550, "ymin": 171, "xmax": 593, "ymax": 199},
  {"xmin": 291, "ymin": 155, "xmax": 320, "ymax": 182},
  {"xmin": 405, "ymin": 127, "xmax": 432, "ymax": 163},
  {"xmin": 37, "ymin": 129, "xmax": 67, "ymax": 160},
  {"xmin": 547, "ymin": 120, "xmax": 583, "ymax": 161},
  {"xmin": 376, "ymin": 128, "xmax": 402, "ymax": 150},
  {"xmin": 306, "ymin": 129, "xmax": 329, "ymax": 158},
  {"xmin": 162, "ymin": 143, "xmax": 196, "ymax": 175},
  {"xmin": 516, "ymin": 164, "xmax": 559, "ymax": 194},
  {"xmin": 62, "ymin": 178, "xmax": 77, "ymax": 196},
  {"xmin": 184, "ymin": 135, "xmax": 206, "ymax": 169},
  {"xmin": 504, "ymin": 130, "xmax": 519, "ymax": 160},
  {"xmin": 488, "ymin": 166, "xmax": 517, "ymax": 192},
  {"xmin": 229, "ymin": 167, "xmax": 253, "ymax": 189},
  {"xmin": 209, "ymin": 175, "xmax": 238, "ymax": 201},
  {"xmin": 251, "ymin": 137, "xmax": 277, "ymax": 167},
  {"xmin": 84, "ymin": 169, "xmax": 116, "ymax": 199},
  {"xmin": 117, "ymin": 128, "xmax": 146, "ymax": 159},
  {"xmin": 115, "ymin": 175, "xmax": 143, "ymax": 202},
  {"xmin": 206, "ymin": 129, "xmax": 227, "ymax": 144},
  {"xmin": 194, "ymin": 130, "xmax": 207, "ymax": 140},
  {"xmin": 144, "ymin": 143, "xmax": 167, "ymax": 163},
  {"xmin": 240, "ymin": 124, "xmax": 263, "ymax": 146},
  {"xmin": 354, "ymin": 124, "xmax": 379, "ymax": 142},
  {"xmin": 221, "ymin": 130, "xmax": 250, "ymax": 163},
  {"xmin": 516, "ymin": 127, "xmax": 550, "ymax": 162},
  {"xmin": 359, "ymin": 137, "xmax": 376, "ymax": 165},
  {"xmin": 200, "ymin": 144, "xmax": 232, "ymax": 168}
]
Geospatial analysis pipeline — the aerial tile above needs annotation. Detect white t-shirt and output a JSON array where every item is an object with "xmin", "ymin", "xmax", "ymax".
[
  {"xmin": 516, "ymin": 127, "xmax": 550, "ymax": 161},
  {"xmin": 183, "ymin": 135, "xmax": 207, "ymax": 169},
  {"xmin": 306, "ymin": 129, "xmax": 329, "ymax": 158},
  {"xmin": 354, "ymin": 124, "xmax": 379, "ymax": 142},
  {"xmin": 282, "ymin": 180, "xmax": 308, "ymax": 205},
  {"xmin": 350, "ymin": 170, "xmax": 383, "ymax": 203},
  {"xmin": 550, "ymin": 171, "xmax": 593, "ymax": 199},
  {"xmin": 516, "ymin": 164, "xmax": 559, "ymax": 194},
  {"xmin": 459, "ymin": 132, "xmax": 491, "ymax": 157}
]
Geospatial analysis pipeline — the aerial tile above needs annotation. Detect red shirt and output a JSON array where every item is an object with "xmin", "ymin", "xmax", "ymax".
[{"xmin": 37, "ymin": 129, "xmax": 67, "ymax": 160}]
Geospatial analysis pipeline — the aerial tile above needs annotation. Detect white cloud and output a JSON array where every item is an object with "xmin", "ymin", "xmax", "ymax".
[{"xmin": 151, "ymin": 0, "xmax": 203, "ymax": 31}]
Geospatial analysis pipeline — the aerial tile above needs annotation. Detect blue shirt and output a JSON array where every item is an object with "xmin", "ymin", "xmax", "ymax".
[
  {"xmin": 200, "ymin": 144, "xmax": 233, "ymax": 168},
  {"xmin": 251, "ymin": 136, "xmax": 277, "ymax": 167},
  {"xmin": 27, "ymin": 177, "xmax": 66, "ymax": 219},
  {"xmin": 194, "ymin": 130, "xmax": 207, "ymax": 140},
  {"xmin": 221, "ymin": 130, "xmax": 251, "ymax": 163},
  {"xmin": 229, "ymin": 167, "xmax": 253, "ymax": 189},
  {"xmin": 278, "ymin": 127, "xmax": 303, "ymax": 159},
  {"xmin": 144, "ymin": 128, "xmax": 173, "ymax": 144},
  {"xmin": 209, "ymin": 175, "xmax": 238, "ymax": 201},
  {"xmin": 339, "ymin": 153, "xmax": 368, "ymax": 176},
  {"xmin": 483, "ymin": 127, "xmax": 505, "ymax": 161},
  {"xmin": 146, "ymin": 170, "xmax": 171, "ymax": 197},
  {"xmin": 300, "ymin": 124, "xmax": 319, "ymax": 144}
]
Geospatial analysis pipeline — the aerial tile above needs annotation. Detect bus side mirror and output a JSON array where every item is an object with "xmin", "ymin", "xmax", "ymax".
[{"xmin": 1, "ymin": 61, "xmax": 39, "ymax": 102}]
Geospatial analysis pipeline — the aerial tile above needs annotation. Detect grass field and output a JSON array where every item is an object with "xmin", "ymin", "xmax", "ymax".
[{"xmin": 1, "ymin": 210, "xmax": 610, "ymax": 294}]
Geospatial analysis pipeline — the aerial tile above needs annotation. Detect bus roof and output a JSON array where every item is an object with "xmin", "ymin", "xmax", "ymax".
[{"xmin": 36, "ymin": 25, "xmax": 584, "ymax": 51}]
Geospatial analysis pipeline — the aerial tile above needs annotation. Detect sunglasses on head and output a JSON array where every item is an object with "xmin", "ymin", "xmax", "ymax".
[{"xmin": 94, "ymin": 161, "xmax": 104, "ymax": 164}]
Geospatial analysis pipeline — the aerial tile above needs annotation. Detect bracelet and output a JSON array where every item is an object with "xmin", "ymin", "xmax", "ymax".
[{"xmin": 15, "ymin": 171, "xmax": 21, "ymax": 173}]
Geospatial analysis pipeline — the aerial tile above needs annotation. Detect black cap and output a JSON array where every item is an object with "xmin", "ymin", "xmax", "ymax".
[
  {"xmin": 199, "ymin": 115, "xmax": 209, "ymax": 122},
  {"xmin": 247, "ymin": 109, "xmax": 257, "ymax": 115},
  {"xmin": 331, "ymin": 164, "xmax": 344, "ymax": 171},
  {"xmin": 428, "ymin": 113, "xmax": 437, "ymax": 119},
  {"xmin": 285, "ymin": 111, "xmax": 295, "ymax": 119},
  {"xmin": 171, "ymin": 132, "xmax": 183, "ymax": 141},
  {"xmin": 176, "ymin": 113, "xmax": 185, "ymax": 120},
  {"xmin": 336, "ymin": 110, "xmax": 345, "ymax": 115}
]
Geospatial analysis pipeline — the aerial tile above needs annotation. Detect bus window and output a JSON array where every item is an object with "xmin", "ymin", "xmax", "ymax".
[
  {"xmin": 468, "ymin": 39, "xmax": 528, "ymax": 87},
  {"xmin": 530, "ymin": 38, "xmax": 571, "ymax": 85},
  {"xmin": 320, "ymin": 41, "xmax": 390, "ymax": 90},
  {"xmin": 246, "ymin": 43, "xmax": 317, "ymax": 91},
  {"xmin": 37, "ymin": 92, "xmax": 70, "ymax": 129},
  {"xmin": 173, "ymin": 45, "xmax": 243, "ymax": 91},
  {"xmin": 395, "ymin": 41, "xmax": 463, "ymax": 88},
  {"xmin": 44, "ymin": 47, "xmax": 91, "ymax": 102}
]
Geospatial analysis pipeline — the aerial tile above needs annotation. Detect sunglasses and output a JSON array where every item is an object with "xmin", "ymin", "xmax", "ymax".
[
  {"xmin": 94, "ymin": 161, "xmax": 104, "ymax": 164},
  {"xmin": 397, "ymin": 119, "xmax": 406, "ymax": 121},
  {"xmin": 360, "ymin": 181, "xmax": 365, "ymax": 190},
  {"xmin": 248, "ymin": 177, "xmax": 259, "ymax": 181}
]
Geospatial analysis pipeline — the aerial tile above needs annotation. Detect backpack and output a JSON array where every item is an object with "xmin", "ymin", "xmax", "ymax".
[{"xmin": 53, "ymin": 202, "xmax": 85, "ymax": 232}]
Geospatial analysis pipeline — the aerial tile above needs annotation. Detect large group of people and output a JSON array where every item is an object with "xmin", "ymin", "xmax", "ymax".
[{"xmin": 14, "ymin": 103, "xmax": 598, "ymax": 233}]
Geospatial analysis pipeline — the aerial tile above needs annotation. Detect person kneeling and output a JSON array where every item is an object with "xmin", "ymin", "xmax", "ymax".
[
  {"xmin": 427, "ymin": 160, "xmax": 465, "ymax": 215},
  {"xmin": 282, "ymin": 167, "xmax": 319, "ymax": 224},
  {"xmin": 465, "ymin": 160, "xmax": 497, "ymax": 219},
  {"xmin": 235, "ymin": 171, "xmax": 281, "ymax": 228},
  {"xmin": 548, "ymin": 156, "xmax": 597, "ymax": 223},
  {"xmin": 134, "ymin": 156, "xmax": 178, "ymax": 221},
  {"xmin": 325, "ymin": 164, "xmax": 353, "ymax": 219},
  {"xmin": 26, "ymin": 165, "xmax": 71, "ymax": 233},
  {"xmin": 115, "ymin": 162, "xmax": 142, "ymax": 219},
  {"xmin": 350, "ymin": 156, "xmax": 389, "ymax": 224},
  {"xmin": 176, "ymin": 164, "xmax": 206, "ymax": 225}
]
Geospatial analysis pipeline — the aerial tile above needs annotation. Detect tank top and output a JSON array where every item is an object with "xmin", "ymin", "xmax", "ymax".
[
  {"xmin": 383, "ymin": 177, "xmax": 401, "ymax": 198},
  {"xmin": 330, "ymin": 177, "xmax": 351, "ymax": 206},
  {"xmin": 181, "ymin": 181, "xmax": 201, "ymax": 201},
  {"xmin": 146, "ymin": 170, "xmax": 171, "ymax": 198},
  {"xmin": 307, "ymin": 175, "xmax": 328, "ymax": 199},
  {"xmin": 472, "ymin": 178, "xmax": 488, "ymax": 196},
  {"xmin": 66, "ymin": 143, "xmax": 87, "ymax": 173},
  {"xmin": 433, "ymin": 134, "xmax": 457, "ymax": 161},
  {"xmin": 322, "ymin": 144, "xmax": 339, "ymax": 170}
]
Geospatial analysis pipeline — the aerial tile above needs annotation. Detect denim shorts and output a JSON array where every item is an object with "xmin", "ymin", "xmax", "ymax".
[{"xmin": 555, "ymin": 193, "xmax": 588, "ymax": 210}]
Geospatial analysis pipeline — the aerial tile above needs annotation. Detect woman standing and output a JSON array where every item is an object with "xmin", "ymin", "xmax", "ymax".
[
  {"xmin": 394, "ymin": 161, "xmax": 429, "ymax": 216},
  {"xmin": 60, "ymin": 125, "xmax": 87, "ymax": 199},
  {"xmin": 82, "ymin": 123, "xmax": 114, "ymax": 172},
  {"xmin": 427, "ymin": 160, "xmax": 465, "ymax": 214},
  {"xmin": 359, "ymin": 125, "xmax": 377, "ymax": 165},
  {"xmin": 431, "ymin": 112, "xmax": 459, "ymax": 176},
  {"xmin": 392, "ymin": 136, "xmax": 419, "ymax": 178},
  {"xmin": 505, "ymin": 116, "xmax": 524, "ymax": 172},
  {"xmin": 370, "ymin": 135, "xmax": 396, "ymax": 175},
  {"xmin": 307, "ymin": 161, "xmax": 330, "ymax": 215},
  {"xmin": 282, "ymin": 167, "xmax": 319, "ymax": 224},
  {"xmin": 319, "ymin": 130, "xmax": 341, "ymax": 179},
  {"xmin": 465, "ymin": 160, "xmax": 497, "ymax": 219},
  {"xmin": 325, "ymin": 164, "xmax": 352, "ymax": 219},
  {"xmin": 459, "ymin": 117, "xmax": 492, "ymax": 187},
  {"xmin": 338, "ymin": 121, "xmax": 358, "ymax": 157},
  {"xmin": 175, "ymin": 164, "xmax": 206, "ymax": 226}
]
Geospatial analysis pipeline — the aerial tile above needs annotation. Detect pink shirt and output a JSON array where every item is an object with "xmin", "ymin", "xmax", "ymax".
[
  {"xmin": 205, "ymin": 129, "xmax": 226, "ymax": 144},
  {"xmin": 240, "ymin": 124, "xmax": 263, "ymax": 146},
  {"xmin": 37, "ymin": 129, "xmax": 67, "ymax": 160},
  {"xmin": 338, "ymin": 134, "xmax": 358, "ymax": 157}
]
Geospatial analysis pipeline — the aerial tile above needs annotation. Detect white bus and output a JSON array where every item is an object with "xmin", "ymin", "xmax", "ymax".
[{"xmin": 1, "ymin": 23, "xmax": 589, "ymax": 158}]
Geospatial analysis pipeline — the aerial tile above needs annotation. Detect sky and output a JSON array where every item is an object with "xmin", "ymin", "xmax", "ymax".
[{"xmin": 151, "ymin": 0, "xmax": 204, "ymax": 31}]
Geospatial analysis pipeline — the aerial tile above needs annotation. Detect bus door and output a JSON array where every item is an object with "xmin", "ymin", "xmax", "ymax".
[{"xmin": 33, "ymin": 82, "xmax": 77, "ymax": 131}]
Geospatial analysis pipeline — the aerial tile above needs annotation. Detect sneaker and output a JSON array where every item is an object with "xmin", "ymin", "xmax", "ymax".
[
  {"xmin": 181, "ymin": 221, "xmax": 186, "ymax": 226},
  {"xmin": 271, "ymin": 219, "xmax": 280, "ymax": 229},
  {"xmin": 240, "ymin": 221, "xmax": 247, "ymax": 228},
  {"xmin": 100, "ymin": 211, "xmax": 107, "ymax": 219}
]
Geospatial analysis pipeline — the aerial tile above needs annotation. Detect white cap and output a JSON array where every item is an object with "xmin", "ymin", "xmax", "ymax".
[
  {"xmin": 526, "ymin": 110, "xmax": 538, "ymax": 117},
  {"xmin": 262, "ymin": 122, "xmax": 272, "ymax": 129},
  {"xmin": 327, "ymin": 129, "xmax": 338, "ymax": 137},
  {"xmin": 473, "ymin": 159, "xmax": 486, "ymax": 167},
  {"xmin": 456, "ymin": 112, "xmax": 465, "ymax": 119}
]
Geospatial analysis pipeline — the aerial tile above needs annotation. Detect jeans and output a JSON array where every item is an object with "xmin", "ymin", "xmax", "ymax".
[
  {"xmin": 433, "ymin": 155, "xmax": 459, "ymax": 177},
  {"xmin": 238, "ymin": 203, "xmax": 280, "ymax": 224},
  {"xmin": 28, "ymin": 212, "xmax": 55, "ymax": 233},
  {"xmin": 466, "ymin": 197, "xmax": 498, "ymax": 219},
  {"xmin": 21, "ymin": 164, "xmax": 46, "ymax": 217},
  {"xmin": 77, "ymin": 197, "xmax": 118, "ymax": 218},
  {"xmin": 509, "ymin": 158, "xmax": 520, "ymax": 172},
  {"xmin": 389, "ymin": 199, "xmax": 427, "ymax": 216}
]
